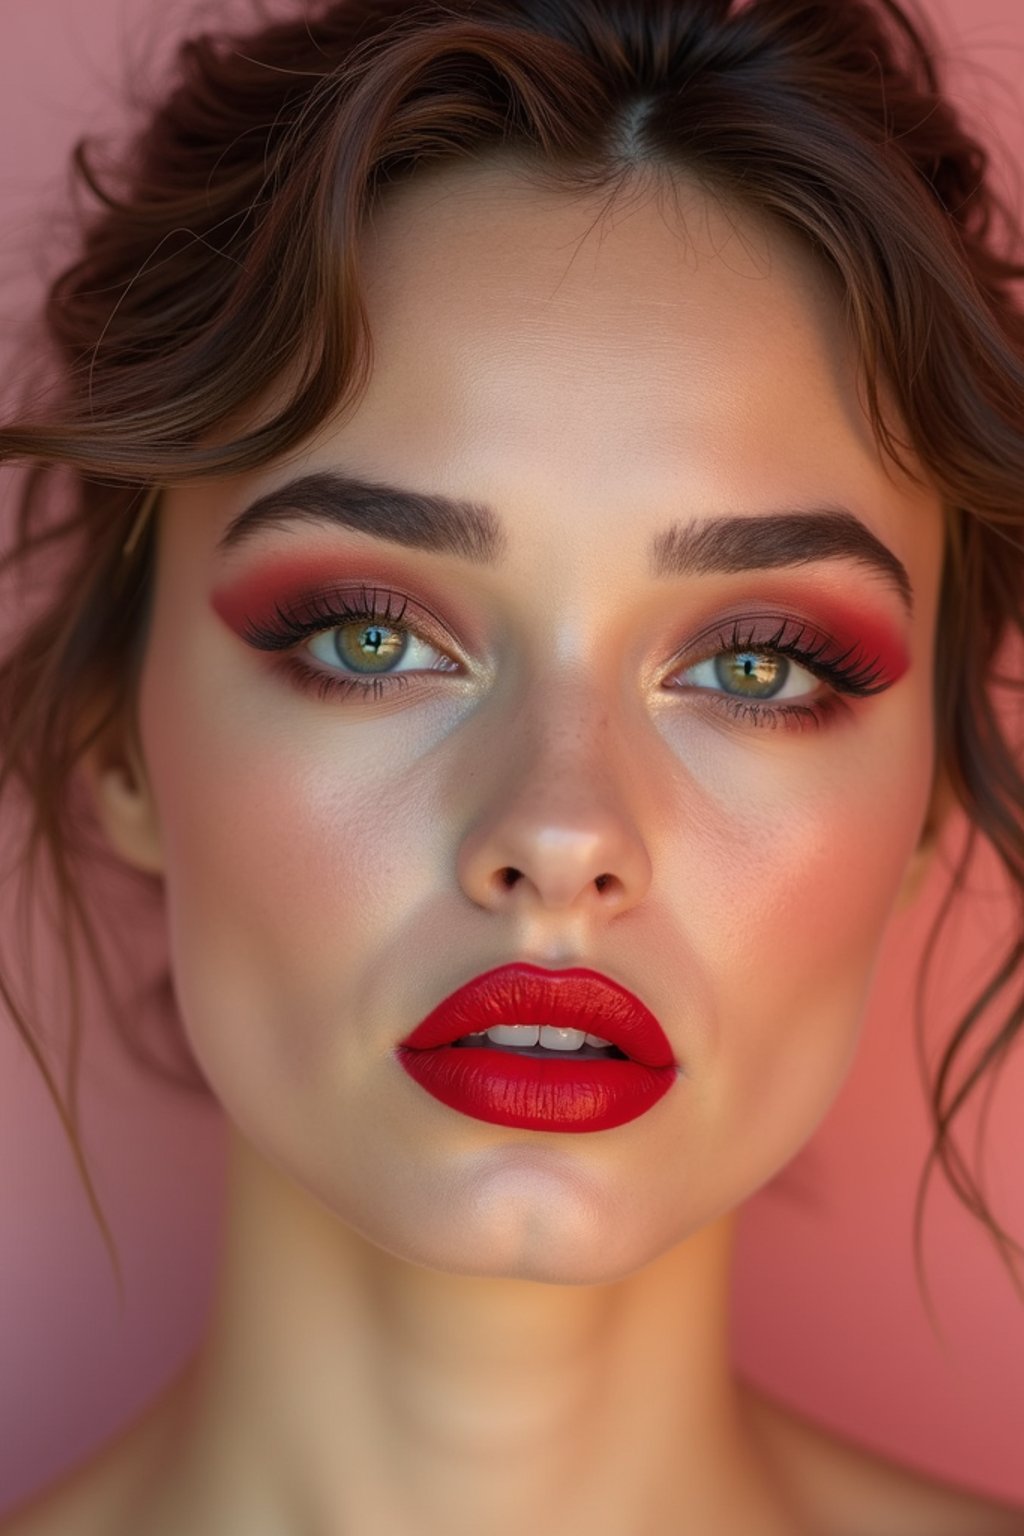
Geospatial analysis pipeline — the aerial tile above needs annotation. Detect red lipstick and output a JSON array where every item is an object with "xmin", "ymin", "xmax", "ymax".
[{"xmin": 396, "ymin": 963, "xmax": 678, "ymax": 1133}]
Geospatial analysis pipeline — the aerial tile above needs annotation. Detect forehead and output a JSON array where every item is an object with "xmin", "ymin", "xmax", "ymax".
[
  {"xmin": 343, "ymin": 157, "xmax": 899, "ymax": 509},
  {"xmin": 177, "ymin": 157, "xmax": 940, "ymax": 609}
]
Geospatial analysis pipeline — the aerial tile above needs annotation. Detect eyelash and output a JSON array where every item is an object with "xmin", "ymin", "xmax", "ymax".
[
  {"xmin": 673, "ymin": 614, "xmax": 889, "ymax": 730},
  {"xmin": 238, "ymin": 587, "xmax": 890, "ymax": 731}
]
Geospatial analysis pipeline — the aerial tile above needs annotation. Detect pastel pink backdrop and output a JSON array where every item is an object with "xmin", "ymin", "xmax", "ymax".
[{"xmin": 1, "ymin": 0, "xmax": 1022, "ymax": 1519}]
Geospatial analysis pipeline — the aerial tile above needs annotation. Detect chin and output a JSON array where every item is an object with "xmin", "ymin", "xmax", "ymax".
[
  {"xmin": 336, "ymin": 1157, "xmax": 693, "ymax": 1287},
  {"xmin": 379, "ymin": 1231, "xmax": 666, "ymax": 1288}
]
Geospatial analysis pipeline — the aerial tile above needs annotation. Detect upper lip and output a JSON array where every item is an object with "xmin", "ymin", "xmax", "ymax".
[{"xmin": 399, "ymin": 963, "xmax": 676, "ymax": 1069}]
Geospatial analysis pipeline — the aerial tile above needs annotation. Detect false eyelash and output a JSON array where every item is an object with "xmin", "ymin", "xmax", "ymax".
[
  {"xmin": 239, "ymin": 585, "xmax": 415, "ymax": 652},
  {"xmin": 240, "ymin": 589, "xmax": 890, "ymax": 730},
  {"xmin": 704, "ymin": 616, "xmax": 890, "ymax": 697},
  {"xmin": 240, "ymin": 586, "xmax": 456, "ymax": 707}
]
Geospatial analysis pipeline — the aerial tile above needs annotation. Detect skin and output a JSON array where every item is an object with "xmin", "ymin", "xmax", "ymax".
[{"xmin": 81, "ymin": 159, "xmax": 950, "ymax": 1536}]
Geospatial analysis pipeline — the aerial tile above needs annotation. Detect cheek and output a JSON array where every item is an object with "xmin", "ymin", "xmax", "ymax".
[
  {"xmin": 672, "ymin": 706, "xmax": 934, "ymax": 1193},
  {"xmin": 136, "ymin": 632, "xmax": 444, "ymax": 1132}
]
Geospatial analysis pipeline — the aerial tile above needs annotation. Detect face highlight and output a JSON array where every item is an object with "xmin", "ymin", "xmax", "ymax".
[{"xmin": 131, "ymin": 162, "xmax": 944, "ymax": 1284}]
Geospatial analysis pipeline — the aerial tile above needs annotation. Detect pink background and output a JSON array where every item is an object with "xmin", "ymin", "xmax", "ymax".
[{"xmin": 1, "ymin": 0, "xmax": 1023, "ymax": 1519}]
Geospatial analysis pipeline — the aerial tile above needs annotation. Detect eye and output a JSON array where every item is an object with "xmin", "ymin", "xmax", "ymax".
[
  {"xmin": 678, "ymin": 648, "xmax": 819, "ymax": 702},
  {"xmin": 306, "ymin": 616, "xmax": 451, "ymax": 677},
  {"xmin": 664, "ymin": 616, "xmax": 894, "ymax": 730},
  {"xmin": 233, "ymin": 584, "xmax": 463, "ymax": 704}
]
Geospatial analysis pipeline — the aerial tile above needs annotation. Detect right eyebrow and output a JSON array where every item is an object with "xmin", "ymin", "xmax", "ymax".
[
  {"xmin": 217, "ymin": 471, "xmax": 507, "ymax": 564},
  {"xmin": 217, "ymin": 470, "xmax": 914, "ymax": 615}
]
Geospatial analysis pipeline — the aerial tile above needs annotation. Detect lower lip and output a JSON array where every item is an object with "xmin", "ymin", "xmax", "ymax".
[{"xmin": 395, "ymin": 1044, "xmax": 677, "ymax": 1132}]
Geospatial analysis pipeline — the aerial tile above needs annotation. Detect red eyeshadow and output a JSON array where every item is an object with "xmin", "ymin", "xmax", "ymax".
[
  {"xmin": 752, "ymin": 593, "xmax": 910, "ymax": 683},
  {"xmin": 211, "ymin": 553, "xmax": 912, "ymax": 685},
  {"xmin": 210, "ymin": 553, "xmax": 475, "ymax": 642}
]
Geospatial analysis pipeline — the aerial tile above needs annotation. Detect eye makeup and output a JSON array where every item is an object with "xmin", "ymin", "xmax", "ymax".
[
  {"xmin": 678, "ymin": 591, "xmax": 910, "ymax": 689},
  {"xmin": 210, "ymin": 554, "xmax": 911, "ymax": 729},
  {"xmin": 210, "ymin": 553, "xmax": 467, "ymax": 647}
]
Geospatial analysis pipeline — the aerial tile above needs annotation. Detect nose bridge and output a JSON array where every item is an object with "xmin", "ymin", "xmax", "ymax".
[
  {"xmin": 504, "ymin": 658, "xmax": 631, "ymax": 792},
  {"xmin": 455, "ymin": 663, "xmax": 654, "ymax": 915}
]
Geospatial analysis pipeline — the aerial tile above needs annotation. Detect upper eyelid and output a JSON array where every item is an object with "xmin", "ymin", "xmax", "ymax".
[
  {"xmin": 242, "ymin": 587, "xmax": 459, "ymax": 652},
  {"xmin": 254, "ymin": 582, "xmax": 887, "ymax": 677},
  {"xmin": 301, "ymin": 595, "xmax": 843, "ymax": 683}
]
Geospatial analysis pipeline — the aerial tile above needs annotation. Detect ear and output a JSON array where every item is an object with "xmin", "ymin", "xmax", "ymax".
[
  {"xmin": 80, "ymin": 712, "xmax": 165, "ymax": 877},
  {"xmin": 894, "ymin": 762, "xmax": 958, "ymax": 912}
]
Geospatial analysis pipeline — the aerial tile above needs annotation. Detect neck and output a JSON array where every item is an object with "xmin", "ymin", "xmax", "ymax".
[{"xmin": 144, "ymin": 1127, "xmax": 800, "ymax": 1536}]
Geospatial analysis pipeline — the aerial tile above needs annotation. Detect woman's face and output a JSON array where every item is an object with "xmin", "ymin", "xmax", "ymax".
[{"xmin": 120, "ymin": 162, "xmax": 944, "ymax": 1282}]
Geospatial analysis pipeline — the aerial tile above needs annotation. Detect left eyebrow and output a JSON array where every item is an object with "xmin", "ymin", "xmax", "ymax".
[
  {"xmin": 217, "ymin": 469, "xmax": 914, "ymax": 615},
  {"xmin": 650, "ymin": 508, "xmax": 914, "ymax": 614}
]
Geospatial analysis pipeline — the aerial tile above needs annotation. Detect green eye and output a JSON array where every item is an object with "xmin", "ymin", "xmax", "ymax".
[
  {"xmin": 680, "ymin": 648, "xmax": 818, "ymax": 702},
  {"xmin": 313, "ymin": 620, "xmax": 412, "ymax": 672}
]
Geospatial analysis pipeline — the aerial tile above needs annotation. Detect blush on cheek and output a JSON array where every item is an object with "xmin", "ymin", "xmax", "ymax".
[
  {"xmin": 790, "ymin": 804, "xmax": 925, "ymax": 985},
  {"xmin": 146, "ymin": 672, "xmax": 429, "ymax": 1073},
  {"xmin": 694, "ymin": 729, "xmax": 931, "ymax": 1020},
  {"xmin": 705, "ymin": 769, "xmax": 927, "ymax": 1180}
]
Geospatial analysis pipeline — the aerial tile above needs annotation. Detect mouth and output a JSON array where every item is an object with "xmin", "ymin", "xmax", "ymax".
[
  {"xmin": 449, "ymin": 1027, "xmax": 630, "ymax": 1061},
  {"xmin": 395, "ymin": 963, "xmax": 678, "ymax": 1133},
  {"xmin": 399, "ymin": 963, "xmax": 675, "ymax": 1066}
]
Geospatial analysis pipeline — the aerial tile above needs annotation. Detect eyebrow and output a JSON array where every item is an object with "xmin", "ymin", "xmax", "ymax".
[{"xmin": 218, "ymin": 469, "xmax": 914, "ymax": 614}]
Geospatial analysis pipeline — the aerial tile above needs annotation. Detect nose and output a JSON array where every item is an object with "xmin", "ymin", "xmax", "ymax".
[{"xmin": 455, "ymin": 688, "xmax": 654, "ymax": 917}]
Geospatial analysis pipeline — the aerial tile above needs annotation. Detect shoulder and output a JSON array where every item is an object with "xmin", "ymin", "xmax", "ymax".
[
  {"xmin": 0, "ymin": 1445, "xmax": 134, "ymax": 1536},
  {"xmin": 5, "ymin": 1373, "xmax": 1023, "ymax": 1536},
  {"xmin": 0, "ymin": 1370, "xmax": 191, "ymax": 1536},
  {"xmin": 0, "ymin": 1426, "xmax": 156, "ymax": 1536},
  {"xmin": 741, "ymin": 1380, "xmax": 1024, "ymax": 1536}
]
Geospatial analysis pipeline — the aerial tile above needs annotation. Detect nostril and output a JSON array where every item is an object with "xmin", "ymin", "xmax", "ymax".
[{"xmin": 497, "ymin": 867, "xmax": 613, "ymax": 893}]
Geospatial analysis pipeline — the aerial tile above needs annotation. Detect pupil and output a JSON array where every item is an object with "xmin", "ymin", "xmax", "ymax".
[
  {"xmin": 716, "ymin": 650, "xmax": 788, "ymax": 698},
  {"xmin": 337, "ymin": 623, "xmax": 406, "ymax": 671}
]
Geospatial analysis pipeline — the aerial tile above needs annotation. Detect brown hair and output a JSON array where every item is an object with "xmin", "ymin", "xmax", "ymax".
[{"xmin": 0, "ymin": 0, "xmax": 1021, "ymax": 1322}]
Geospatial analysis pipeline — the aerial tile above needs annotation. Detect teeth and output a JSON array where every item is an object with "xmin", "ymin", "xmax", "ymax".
[
  {"xmin": 477, "ymin": 1024, "xmax": 613, "ymax": 1052},
  {"xmin": 459, "ymin": 1025, "xmax": 618, "ymax": 1052},
  {"xmin": 538, "ymin": 1025, "xmax": 587, "ymax": 1051},
  {"xmin": 485, "ymin": 1024, "xmax": 540, "ymax": 1047}
]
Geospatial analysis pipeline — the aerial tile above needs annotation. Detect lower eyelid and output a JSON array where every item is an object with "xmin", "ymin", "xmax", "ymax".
[{"xmin": 716, "ymin": 692, "xmax": 844, "ymax": 731}]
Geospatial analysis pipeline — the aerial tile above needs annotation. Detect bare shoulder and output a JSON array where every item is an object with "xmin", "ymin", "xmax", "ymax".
[
  {"xmin": 741, "ymin": 1380, "xmax": 1024, "ymax": 1536},
  {"xmin": 5, "ymin": 1371, "xmax": 1022, "ymax": 1536},
  {"xmin": 0, "ymin": 1369, "xmax": 192, "ymax": 1536},
  {"xmin": 0, "ymin": 1428, "xmax": 146, "ymax": 1536}
]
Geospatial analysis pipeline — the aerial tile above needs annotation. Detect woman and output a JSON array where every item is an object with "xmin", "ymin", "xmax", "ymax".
[{"xmin": 0, "ymin": 0, "xmax": 1022, "ymax": 1531}]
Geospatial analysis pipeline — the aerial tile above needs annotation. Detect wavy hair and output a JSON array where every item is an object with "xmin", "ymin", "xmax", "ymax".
[{"xmin": 0, "ymin": 0, "xmax": 1021, "ymax": 1323}]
